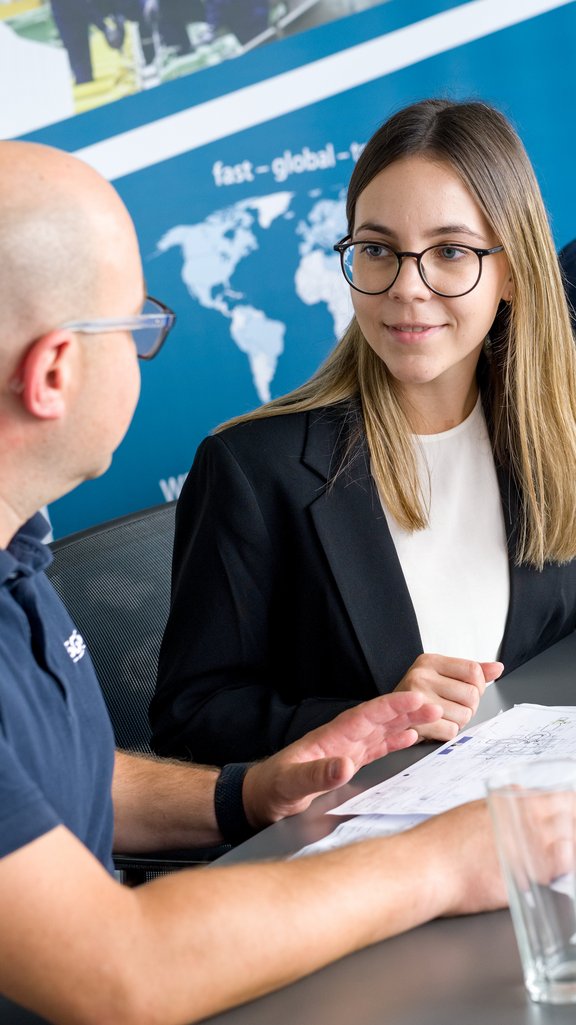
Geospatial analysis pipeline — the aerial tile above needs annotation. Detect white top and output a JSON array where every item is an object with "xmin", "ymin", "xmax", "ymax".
[{"xmin": 379, "ymin": 396, "xmax": 509, "ymax": 662}]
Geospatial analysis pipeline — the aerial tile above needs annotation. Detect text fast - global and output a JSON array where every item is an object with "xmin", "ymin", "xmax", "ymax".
[{"xmin": 212, "ymin": 142, "xmax": 365, "ymax": 187}]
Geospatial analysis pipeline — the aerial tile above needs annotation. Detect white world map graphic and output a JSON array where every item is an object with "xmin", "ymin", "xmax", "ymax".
[{"xmin": 156, "ymin": 190, "xmax": 353, "ymax": 401}]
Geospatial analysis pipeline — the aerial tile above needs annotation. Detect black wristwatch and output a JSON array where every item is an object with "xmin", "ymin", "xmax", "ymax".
[{"xmin": 214, "ymin": 762, "xmax": 254, "ymax": 845}]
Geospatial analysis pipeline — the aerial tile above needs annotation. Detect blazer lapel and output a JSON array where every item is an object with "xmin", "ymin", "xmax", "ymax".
[
  {"xmin": 302, "ymin": 409, "xmax": 539, "ymax": 685},
  {"xmin": 302, "ymin": 406, "xmax": 423, "ymax": 693}
]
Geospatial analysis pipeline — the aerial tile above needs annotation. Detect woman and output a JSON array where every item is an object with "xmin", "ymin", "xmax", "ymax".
[{"xmin": 150, "ymin": 99, "xmax": 576, "ymax": 765}]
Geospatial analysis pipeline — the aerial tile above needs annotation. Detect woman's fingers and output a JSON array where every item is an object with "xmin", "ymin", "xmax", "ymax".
[{"xmin": 395, "ymin": 654, "xmax": 504, "ymax": 740}]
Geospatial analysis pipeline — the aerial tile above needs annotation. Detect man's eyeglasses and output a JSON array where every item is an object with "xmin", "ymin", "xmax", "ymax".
[
  {"xmin": 61, "ymin": 295, "xmax": 176, "ymax": 360},
  {"xmin": 333, "ymin": 237, "xmax": 505, "ymax": 298}
]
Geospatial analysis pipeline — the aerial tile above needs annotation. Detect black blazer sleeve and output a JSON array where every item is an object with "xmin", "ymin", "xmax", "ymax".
[{"xmin": 150, "ymin": 433, "xmax": 361, "ymax": 764}]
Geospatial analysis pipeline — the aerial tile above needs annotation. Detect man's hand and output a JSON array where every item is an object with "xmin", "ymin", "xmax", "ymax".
[
  {"xmin": 417, "ymin": 800, "xmax": 507, "ymax": 916},
  {"xmin": 394, "ymin": 654, "xmax": 504, "ymax": 742},
  {"xmin": 243, "ymin": 691, "xmax": 442, "ymax": 829}
]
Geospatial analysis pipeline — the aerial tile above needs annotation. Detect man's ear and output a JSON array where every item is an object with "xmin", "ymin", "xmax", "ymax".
[{"xmin": 16, "ymin": 330, "xmax": 75, "ymax": 420}]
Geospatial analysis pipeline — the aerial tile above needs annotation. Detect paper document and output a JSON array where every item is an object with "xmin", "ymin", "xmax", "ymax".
[
  {"xmin": 293, "ymin": 814, "xmax": 427, "ymax": 858},
  {"xmin": 331, "ymin": 704, "xmax": 576, "ymax": 817}
]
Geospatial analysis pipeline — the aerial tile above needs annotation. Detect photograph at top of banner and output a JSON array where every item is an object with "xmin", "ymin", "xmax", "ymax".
[{"xmin": 0, "ymin": 0, "xmax": 391, "ymax": 134}]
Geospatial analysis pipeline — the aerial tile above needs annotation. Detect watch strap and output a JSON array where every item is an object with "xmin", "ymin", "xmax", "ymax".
[{"xmin": 214, "ymin": 762, "xmax": 253, "ymax": 845}]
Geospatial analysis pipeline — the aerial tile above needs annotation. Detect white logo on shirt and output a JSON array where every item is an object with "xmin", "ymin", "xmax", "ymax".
[{"xmin": 63, "ymin": 629, "xmax": 86, "ymax": 663}]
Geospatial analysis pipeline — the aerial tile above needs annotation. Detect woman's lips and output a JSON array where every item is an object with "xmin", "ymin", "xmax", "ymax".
[{"xmin": 387, "ymin": 323, "xmax": 443, "ymax": 342}]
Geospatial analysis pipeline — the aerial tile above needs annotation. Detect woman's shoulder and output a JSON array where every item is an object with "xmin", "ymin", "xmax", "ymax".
[
  {"xmin": 189, "ymin": 398, "xmax": 365, "ymax": 494},
  {"xmin": 213, "ymin": 399, "xmax": 361, "ymax": 454}
]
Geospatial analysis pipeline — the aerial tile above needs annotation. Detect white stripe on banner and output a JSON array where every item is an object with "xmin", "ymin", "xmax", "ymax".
[{"xmin": 75, "ymin": 0, "xmax": 575, "ymax": 181}]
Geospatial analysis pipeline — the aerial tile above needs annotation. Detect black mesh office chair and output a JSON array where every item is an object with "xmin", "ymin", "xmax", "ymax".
[{"xmin": 47, "ymin": 502, "xmax": 229, "ymax": 880}]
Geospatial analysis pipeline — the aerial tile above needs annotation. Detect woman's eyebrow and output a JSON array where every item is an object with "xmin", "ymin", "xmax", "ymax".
[
  {"xmin": 354, "ymin": 221, "xmax": 395, "ymax": 237},
  {"xmin": 353, "ymin": 221, "xmax": 489, "ymax": 243},
  {"xmin": 426, "ymin": 223, "xmax": 487, "ymax": 240}
]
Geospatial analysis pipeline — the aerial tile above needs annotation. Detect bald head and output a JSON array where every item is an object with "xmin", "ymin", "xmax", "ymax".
[
  {"xmin": 0, "ymin": 143, "xmax": 144, "ymax": 539},
  {"xmin": 0, "ymin": 141, "xmax": 142, "ymax": 365}
]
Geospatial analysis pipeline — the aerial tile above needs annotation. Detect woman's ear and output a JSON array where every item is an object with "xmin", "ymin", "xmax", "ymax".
[{"xmin": 14, "ymin": 330, "xmax": 74, "ymax": 420}]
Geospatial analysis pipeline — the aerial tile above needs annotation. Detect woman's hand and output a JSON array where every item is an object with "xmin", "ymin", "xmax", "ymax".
[{"xmin": 394, "ymin": 653, "xmax": 504, "ymax": 742}]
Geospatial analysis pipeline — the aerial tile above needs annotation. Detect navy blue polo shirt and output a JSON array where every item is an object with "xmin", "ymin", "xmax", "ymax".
[{"xmin": 0, "ymin": 513, "xmax": 115, "ymax": 872}]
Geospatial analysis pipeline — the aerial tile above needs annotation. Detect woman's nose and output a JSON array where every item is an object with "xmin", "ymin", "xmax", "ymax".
[{"xmin": 387, "ymin": 255, "xmax": 431, "ymax": 301}]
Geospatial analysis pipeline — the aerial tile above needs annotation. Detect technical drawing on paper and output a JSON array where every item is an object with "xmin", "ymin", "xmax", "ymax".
[{"xmin": 331, "ymin": 705, "xmax": 576, "ymax": 818}]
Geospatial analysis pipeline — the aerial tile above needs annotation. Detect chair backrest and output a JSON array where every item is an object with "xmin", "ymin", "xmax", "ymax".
[{"xmin": 46, "ymin": 502, "xmax": 176, "ymax": 754}]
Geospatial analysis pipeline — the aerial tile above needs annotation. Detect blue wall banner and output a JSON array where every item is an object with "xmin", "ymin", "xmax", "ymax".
[{"xmin": 10, "ymin": 0, "xmax": 576, "ymax": 537}]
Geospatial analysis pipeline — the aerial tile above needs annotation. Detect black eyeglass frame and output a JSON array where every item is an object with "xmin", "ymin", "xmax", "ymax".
[
  {"xmin": 60, "ymin": 295, "xmax": 176, "ymax": 360},
  {"xmin": 333, "ymin": 236, "xmax": 505, "ymax": 298}
]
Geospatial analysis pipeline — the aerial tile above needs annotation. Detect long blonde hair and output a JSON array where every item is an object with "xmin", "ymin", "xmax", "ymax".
[{"xmin": 219, "ymin": 99, "xmax": 576, "ymax": 568}]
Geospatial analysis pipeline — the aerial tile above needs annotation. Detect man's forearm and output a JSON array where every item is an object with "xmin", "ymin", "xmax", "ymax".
[
  {"xmin": 111, "ymin": 803, "xmax": 505, "ymax": 1024},
  {"xmin": 127, "ymin": 802, "xmax": 504, "ymax": 1024},
  {"xmin": 0, "ymin": 802, "xmax": 505, "ymax": 1025},
  {"xmin": 113, "ymin": 691, "xmax": 445, "ymax": 852},
  {"xmin": 112, "ymin": 751, "xmax": 221, "ymax": 852}
]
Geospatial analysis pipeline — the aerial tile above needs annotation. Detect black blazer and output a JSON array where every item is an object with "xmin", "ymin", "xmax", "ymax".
[{"xmin": 150, "ymin": 402, "xmax": 576, "ymax": 765}]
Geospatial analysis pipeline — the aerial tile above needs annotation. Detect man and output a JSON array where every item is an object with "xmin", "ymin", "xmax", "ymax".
[{"xmin": 0, "ymin": 140, "xmax": 506, "ymax": 1025}]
